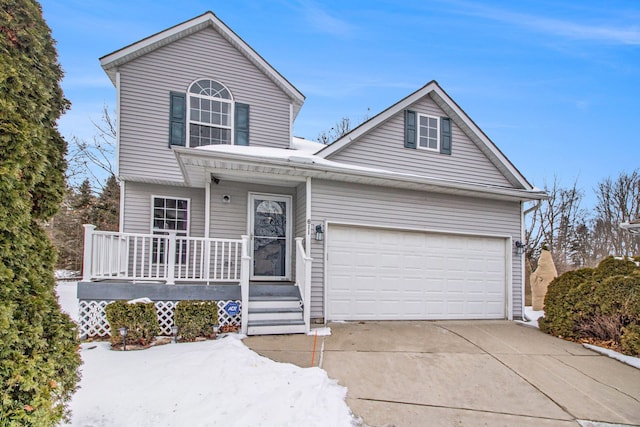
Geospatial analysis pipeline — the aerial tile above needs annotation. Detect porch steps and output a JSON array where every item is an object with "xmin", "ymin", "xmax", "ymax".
[{"xmin": 247, "ymin": 286, "xmax": 306, "ymax": 335}]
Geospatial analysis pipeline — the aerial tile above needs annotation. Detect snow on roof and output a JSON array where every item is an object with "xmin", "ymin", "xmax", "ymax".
[
  {"xmin": 186, "ymin": 142, "xmax": 547, "ymax": 201},
  {"xmin": 194, "ymin": 143, "xmax": 396, "ymax": 175},
  {"xmin": 291, "ymin": 136, "xmax": 324, "ymax": 153}
]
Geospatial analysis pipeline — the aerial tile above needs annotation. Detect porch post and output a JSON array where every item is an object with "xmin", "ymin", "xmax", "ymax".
[
  {"xmin": 82, "ymin": 224, "xmax": 96, "ymax": 281},
  {"xmin": 204, "ymin": 173, "xmax": 211, "ymax": 238},
  {"xmin": 240, "ymin": 235, "xmax": 250, "ymax": 334},
  {"xmin": 166, "ymin": 231, "xmax": 177, "ymax": 285}
]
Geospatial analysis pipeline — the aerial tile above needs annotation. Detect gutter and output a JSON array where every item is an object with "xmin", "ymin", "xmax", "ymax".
[{"xmin": 173, "ymin": 147, "xmax": 548, "ymax": 202}]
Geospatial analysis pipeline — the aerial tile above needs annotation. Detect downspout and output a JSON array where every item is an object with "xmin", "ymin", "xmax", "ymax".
[
  {"xmin": 305, "ymin": 177, "xmax": 311, "ymax": 255},
  {"xmin": 116, "ymin": 71, "xmax": 124, "ymax": 233}
]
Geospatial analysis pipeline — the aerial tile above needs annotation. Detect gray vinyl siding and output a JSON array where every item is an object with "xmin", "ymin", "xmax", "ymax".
[
  {"xmin": 122, "ymin": 181, "xmax": 206, "ymax": 236},
  {"xmin": 308, "ymin": 179, "xmax": 523, "ymax": 320},
  {"xmin": 207, "ymin": 181, "xmax": 297, "ymax": 239},
  {"xmin": 328, "ymin": 96, "xmax": 512, "ymax": 188},
  {"xmin": 295, "ymin": 182, "xmax": 307, "ymax": 239},
  {"xmin": 118, "ymin": 26, "xmax": 292, "ymax": 182}
]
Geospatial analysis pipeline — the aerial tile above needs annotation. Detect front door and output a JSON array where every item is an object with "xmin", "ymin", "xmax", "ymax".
[{"xmin": 249, "ymin": 193, "xmax": 291, "ymax": 280}]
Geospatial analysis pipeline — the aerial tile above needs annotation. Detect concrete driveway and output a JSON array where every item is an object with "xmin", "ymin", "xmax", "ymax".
[{"xmin": 244, "ymin": 321, "xmax": 640, "ymax": 426}]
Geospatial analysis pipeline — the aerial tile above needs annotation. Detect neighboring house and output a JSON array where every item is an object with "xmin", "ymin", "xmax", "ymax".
[
  {"xmin": 78, "ymin": 11, "xmax": 546, "ymax": 337},
  {"xmin": 620, "ymin": 219, "xmax": 640, "ymax": 235}
]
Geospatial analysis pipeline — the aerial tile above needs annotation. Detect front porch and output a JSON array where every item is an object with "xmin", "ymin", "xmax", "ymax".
[{"xmin": 79, "ymin": 226, "xmax": 312, "ymax": 337}]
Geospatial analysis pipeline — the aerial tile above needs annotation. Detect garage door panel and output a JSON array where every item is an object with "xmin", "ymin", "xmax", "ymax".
[{"xmin": 327, "ymin": 225, "xmax": 506, "ymax": 320}]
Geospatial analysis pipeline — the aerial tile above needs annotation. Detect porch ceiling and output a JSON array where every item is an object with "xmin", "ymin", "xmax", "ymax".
[{"xmin": 173, "ymin": 147, "xmax": 547, "ymax": 202}]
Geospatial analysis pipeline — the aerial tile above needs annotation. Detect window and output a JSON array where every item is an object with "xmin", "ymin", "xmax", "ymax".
[
  {"xmin": 404, "ymin": 110, "xmax": 451, "ymax": 155},
  {"xmin": 418, "ymin": 114, "xmax": 439, "ymax": 151},
  {"xmin": 188, "ymin": 79, "xmax": 232, "ymax": 147},
  {"xmin": 169, "ymin": 81, "xmax": 249, "ymax": 148},
  {"xmin": 151, "ymin": 196, "xmax": 189, "ymax": 263}
]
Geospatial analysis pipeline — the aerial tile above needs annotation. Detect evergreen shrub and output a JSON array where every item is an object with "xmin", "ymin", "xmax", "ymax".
[
  {"xmin": 539, "ymin": 257, "xmax": 640, "ymax": 355},
  {"xmin": 105, "ymin": 301, "xmax": 159, "ymax": 347},
  {"xmin": 1, "ymin": 1, "xmax": 82, "ymax": 424},
  {"xmin": 174, "ymin": 300, "xmax": 219, "ymax": 341},
  {"xmin": 621, "ymin": 324, "xmax": 640, "ymax": 356}
]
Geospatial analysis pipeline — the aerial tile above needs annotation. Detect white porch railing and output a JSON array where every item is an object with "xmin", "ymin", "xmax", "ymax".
[
  {"xmin": 82, "ymin": 224, "xmax": 245, "ymax": 284},
  {"xmin": 295, "ymin": 237, "xmax": 313, "ymax": 334}
]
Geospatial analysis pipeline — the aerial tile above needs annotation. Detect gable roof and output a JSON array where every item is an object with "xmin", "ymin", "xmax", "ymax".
[
  {"xmin": 100, "ymin": 11, "xmax": 305, "ymax": 118},
  {"xmin": 317, "ymin": 80, "xmax": 533, "ymax": 190}
]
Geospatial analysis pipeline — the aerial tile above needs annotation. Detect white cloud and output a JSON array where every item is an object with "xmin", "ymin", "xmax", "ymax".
[
  {"xmin": 295, "ymin": 0, "xmax": 355, "ymax": 38},
  {"xmin": 439, "ymin": 0, "xmax": 640, "ymax": 45}
]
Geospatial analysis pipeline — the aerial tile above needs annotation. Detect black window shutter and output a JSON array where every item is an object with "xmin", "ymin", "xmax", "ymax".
[
  {"xmin": 440, "ymin": 117, "xmax": 452, "ymax": 155},
  {"xmin": 234, "ymin": 103, "xmax": 250, "ymax": 146},
  {"xmin": 404, "ymin": 110, "xmax": 417, "ymax": 149},
  {"xmin": 168, "ymin": 92, "xmax": 186, "ymax": 147}
]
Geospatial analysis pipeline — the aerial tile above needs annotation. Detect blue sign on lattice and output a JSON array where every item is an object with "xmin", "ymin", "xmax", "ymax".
[{"xmin": 224, "ymin": 301, "xmax": 240, "ymax": 316}]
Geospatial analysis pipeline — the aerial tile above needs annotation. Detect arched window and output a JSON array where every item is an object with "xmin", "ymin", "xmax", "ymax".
[{"xmin": 188, "ymin": 79, "xmax": 233, "ymax": 147}]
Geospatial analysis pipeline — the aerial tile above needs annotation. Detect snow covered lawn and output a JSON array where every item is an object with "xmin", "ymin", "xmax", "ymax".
[{"xmin": 56, "ymin": 282, "xmax": 358, "ymax": 426}]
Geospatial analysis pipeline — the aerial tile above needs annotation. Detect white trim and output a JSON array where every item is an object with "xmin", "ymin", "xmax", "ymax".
[
  {"xmin": 417, "ymin": 112, "xmax": 440, "ymax": 152},
  {"xmin": 186, "ymin": 78, "xmax": 234, "ymax": 148},
  {"xmin": 99, "ymin": 12, "xmax": 304, "ymax": 116},
  {"xmin": 118, "ymin": 180, "xmax": 125, "ymax": 233},
  {"xmin": 247, "ymin": 192, "xmax": 292, "ymax": 281},
  {"xmin": 520, "ymin": 202, "xmax": 526, "ymax": 319},
  {"xmin": 305, "ymin": 177, "xmax": 312, "ymax": 255},
  {"xmin": 506, "ymin": 237, "xmax": 514, "ymax": 321},
  {"xmin": 173, "ymin": 147, "xmax": 547, "ymax": 202},
  {"xmin": 115, "ymin": 71, "xmax": 121, "ymax": 187},
  {"xmin": 204, "ymin": 172, "xmax": 211, "ymax": 238},
  {"xmin": 317, "ymin": 81, "xmax": 534, "ymax": 191},
  {"xmin": 323, "ymin": 220, "xmax": 513, "ymax": 240},
  {"xmin": 149, "ymin": 195, "xmax": 191, "ymax": 236},
  {"xmin": 323, "ymin": 220, "xmax": 512, "ymax": 321}
]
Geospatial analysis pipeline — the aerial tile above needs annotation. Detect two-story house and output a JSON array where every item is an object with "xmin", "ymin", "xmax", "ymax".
[{"xmin": 78, "ymin": 11, "xmax": 546, "ymax": 337}]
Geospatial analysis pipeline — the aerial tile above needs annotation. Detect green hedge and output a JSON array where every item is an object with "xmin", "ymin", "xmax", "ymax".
[
  {"xmin": 539, "ymin": 256, "xmax": 640, "ymax": 356},
  {"xmin": 174, "ymin": 300, "xmax": 219, "ymax": 341},
  {"xmin": 105, "ymin": 301, "xmax": 160, "ymax": 347}
]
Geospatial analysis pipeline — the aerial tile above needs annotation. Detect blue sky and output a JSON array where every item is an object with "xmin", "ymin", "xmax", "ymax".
[{"xmin": 40, "ymin": 0, "xmax": 639, "ymax": 207}]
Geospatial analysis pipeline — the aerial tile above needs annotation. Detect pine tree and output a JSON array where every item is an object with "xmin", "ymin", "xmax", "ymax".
[
  {"xmin": 0, "ymin": 1, "xmax": 81, "ymax": 424},
  {"xmin": 92, "ymin": 175, "xmax": 120, "ymax": 232}
]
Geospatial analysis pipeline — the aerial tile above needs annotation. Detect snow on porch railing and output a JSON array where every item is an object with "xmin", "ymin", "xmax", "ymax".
[
  {"xmin": 295, "ymin": 237, "xmax": 312, "ymax": 334},
  {"xmin": 82, "ymin": 225, "xmax": 244, "ymax": 284}
]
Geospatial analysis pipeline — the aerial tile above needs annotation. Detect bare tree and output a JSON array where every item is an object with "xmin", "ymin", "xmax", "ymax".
[
  {"xmin": 317, "ymin": 116, "xmax": 353, "ymax": 145},
  {"xmin": 67, "ymin": 105, "xmax": 117, "ymax": 191},
  {"xmin": 317, "ymin": 109, "xmax": 370, "ymax": 145},
  {"xmin": 591, "ymin": 170, "xmax": 640, "ymax": 257},
  {"xmin": 525, "ymin": 177, "xmax": 588, "ymax": 273}
]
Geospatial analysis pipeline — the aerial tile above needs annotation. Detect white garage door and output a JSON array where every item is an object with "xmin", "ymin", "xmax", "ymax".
[{"xmin": 327, "ymin": 225, "xmax": 507, "ymax": 320}]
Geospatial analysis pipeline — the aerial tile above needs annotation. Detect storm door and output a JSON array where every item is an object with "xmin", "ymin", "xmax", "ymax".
[{"xmin": 249, "ymin": 194, "xmax": 291, "ymax": 280}]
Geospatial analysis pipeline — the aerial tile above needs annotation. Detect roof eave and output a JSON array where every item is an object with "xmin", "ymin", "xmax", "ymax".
[
  {"xmin": 173, "ymin": 147, "xmax": 547, "ymax": 202},
  {"xmin": 100, "ymin": 11, "xmax": 305, "ymax": 115},
  {"xmin": 316, "ymin": 81, "xmax": 534, "ymax": 191}
]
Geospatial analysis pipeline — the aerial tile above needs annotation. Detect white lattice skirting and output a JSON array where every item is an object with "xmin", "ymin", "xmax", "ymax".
[{"xmin": 78, "ymin": 299, "xmax": 242, "ymax": 338}]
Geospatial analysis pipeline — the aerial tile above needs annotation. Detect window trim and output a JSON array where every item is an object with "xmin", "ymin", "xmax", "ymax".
[
  {"xmin": 417, "ymin": 113, "xmax": 440, "ymax": 152},
  {"xmin": 150, "ymin": 195, "xmax": 191, "ymax": 236},
  {"xmin": 186, "ymin": 78, "xmax": 234, "ymax": 148}
]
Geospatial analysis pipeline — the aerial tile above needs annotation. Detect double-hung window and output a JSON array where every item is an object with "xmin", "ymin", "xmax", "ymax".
[
  {"xmin": 151, "ymin": 196, "xmax": 189, "ymax": 263},
  {"xmin": 188, "ymin": 79, "xmax": 233, "ymax": 147},
  {"xmin": 404, "ymin": 110, "xmax": 452, "ymax": 155},
  {"xmin": 418, "ymin": 114, "xmax": 440, "ymax": 151}
]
